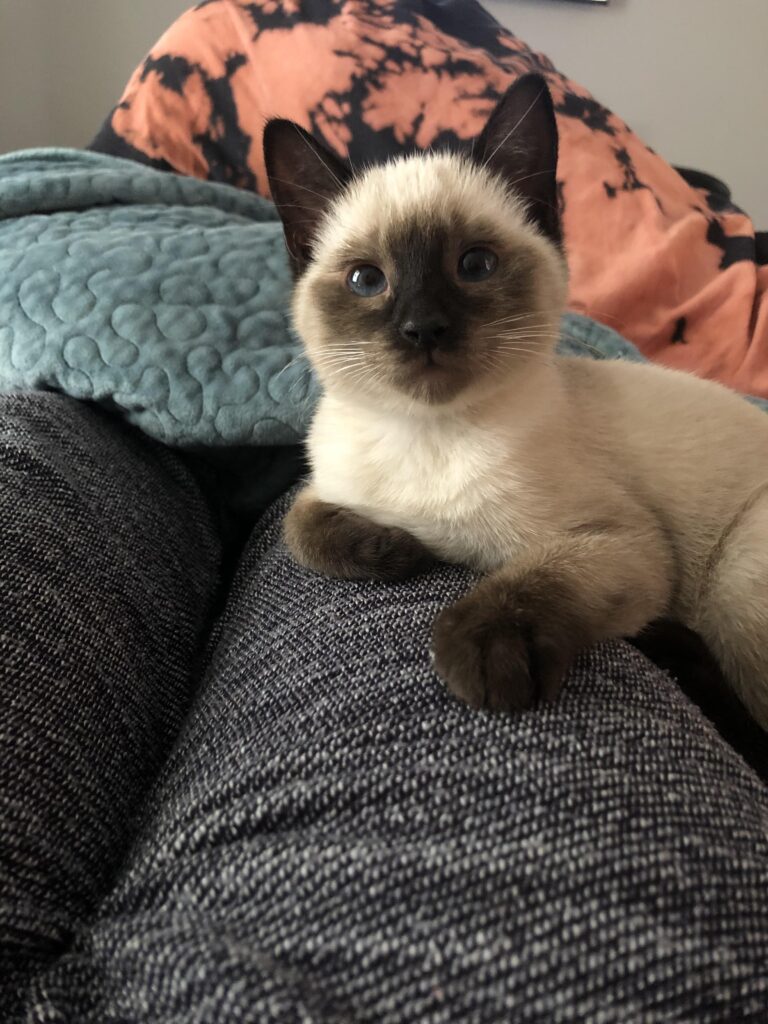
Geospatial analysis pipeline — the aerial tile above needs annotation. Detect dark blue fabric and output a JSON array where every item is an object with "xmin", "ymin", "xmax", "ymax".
[{"xmin": 0, "ymin": 393, "xmax": 221, "ymax": 1018}]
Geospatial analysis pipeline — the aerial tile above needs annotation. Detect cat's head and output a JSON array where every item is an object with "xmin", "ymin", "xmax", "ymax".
[{"xmin": 264, "ymin": 74, "xmax": 567, "ymax": 410}]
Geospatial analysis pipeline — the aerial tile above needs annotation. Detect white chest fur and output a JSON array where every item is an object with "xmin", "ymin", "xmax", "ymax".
[{"xmin": 308, "ymin": 396, "xmax": 534, "ymax": 570}]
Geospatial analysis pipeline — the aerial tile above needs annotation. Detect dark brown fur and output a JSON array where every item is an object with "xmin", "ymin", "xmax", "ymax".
[
  {"xmin": 432, "ymin": 567, "xmax": 590, "ymax": 712},
  {"xmin": 284, "ymin": 490, "xmax": 435, "ymax": 581}
]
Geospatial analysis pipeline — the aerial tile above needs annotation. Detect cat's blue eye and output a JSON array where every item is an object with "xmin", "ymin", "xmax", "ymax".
[
  {"xmin": 458, "ymin": 247, "xmax": 498, "ymax": 282},
  {"xmin": 347, "ymin": 264, "xmax": 387, "ymax": 297}
]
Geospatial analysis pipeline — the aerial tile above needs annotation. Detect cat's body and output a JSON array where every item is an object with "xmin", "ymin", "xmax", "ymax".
[
  {"xmin": 306, "ymin": 355, "xmax": 768, "ymax": 725},
  {"xmin": 264, "ymin": 75, "xmax": 768, "ymax": 730},
  {"xmin": 309, "ymin": 356, "xmax": 768, "ymax": 581}
]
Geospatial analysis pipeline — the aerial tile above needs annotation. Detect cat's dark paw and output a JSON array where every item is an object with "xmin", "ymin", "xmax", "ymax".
[
  {"xmin": 431, "ymin": 577, "xmax": 583, "ymax": 712},
  {"xmin": 284, "ymin": 491, "xmax": 433, "ymax": 581}
]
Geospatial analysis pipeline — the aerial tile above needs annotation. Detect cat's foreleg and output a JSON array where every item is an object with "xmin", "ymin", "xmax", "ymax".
[
  {"xmin": 284, "ymin": 484, "xmax": 435, "ymax": 581},
  {"xmin": 432, "ymin": 525, "xmax": 673, "ymax": 712}
]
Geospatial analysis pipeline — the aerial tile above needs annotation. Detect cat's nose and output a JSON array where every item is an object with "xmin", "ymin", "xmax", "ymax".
[{"xmin": 399, "ymin": 316, "xmax": 451, "ymax": 351}]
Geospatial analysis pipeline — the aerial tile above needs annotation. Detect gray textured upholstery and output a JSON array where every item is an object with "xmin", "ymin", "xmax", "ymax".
[
  {"xmin": 19, "ymin": 488, "xmax": 768, "ymax": 1023},
  {"xmin": 0, "ymin": 393, "xmax": 221, "ymax": 1016}
]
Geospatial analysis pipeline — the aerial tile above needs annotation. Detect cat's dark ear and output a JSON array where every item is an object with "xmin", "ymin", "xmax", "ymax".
[
  {"xmin": 474, "ymin": 74, "xmax": 561, "ymax": 247},
  {"xmin": 263, "ymin": 120, "xmax": 350, "ymax": 275}
]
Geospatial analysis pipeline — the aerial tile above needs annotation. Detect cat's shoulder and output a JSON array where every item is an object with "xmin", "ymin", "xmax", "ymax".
[
  {"xmin": 558, "ymin": 352, "xmax": 755, "ymax": 404},
  {"xmin": 555, "ymin": 353, "xmax": 768, "ymax": 444}
]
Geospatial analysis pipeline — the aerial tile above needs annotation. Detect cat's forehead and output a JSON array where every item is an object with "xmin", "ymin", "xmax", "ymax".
[{"xmin": 317, "ymin": 152, "xmax": 530, "ymax": 257}]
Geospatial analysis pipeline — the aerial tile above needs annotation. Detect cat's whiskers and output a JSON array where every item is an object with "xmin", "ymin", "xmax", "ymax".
[
  {"xmin": 493, "ymin": 327, "xmax": 561, "ymax": 338},
  {"xmin": 494, "ymin": 338, "xmax": 560, "ymax": 347},
  {"xmin": 273, "ymin": 353, "xmax": 307, "ymax": 383},
  {"xmin": 268, "ymin": 175, "xmax": 339, "ymax": 204},
  {"xmin": 478, "ymin": 312, "xmax": 549, "ymax": 329},
  {"xmin": 481, "ymin": 334, "xmax": 551, "ymax": 353},
  {"xmin": 478, "ymin": 326, "xmax": 561, "ymax": 341},
  {"xmin": 493, "ymin": 325, "xmax": 563, "ymax": 336},
  {"xmin": 321, "ymin": 350, "xmax": 375, "ymax": 367},
  {"xmin": 488, "ymin": 347, "xmax": 548, "ymax": 358},
  {"xmin": 275, "ymin": 203, "xmax": 332, "ymax": 213},
  {"xmin": 505, "ymin": 329, "xmax": 614, "ymax": 350},
  {"xmin": 478, "ymin": 349, "xmax": 544, "ymax": 372},
  {"xmin": 491, "ymin": 332, "xmax": 560, "ymax": 343},
  {"xmin": 320, "ymin": 351, "xmax": 378, "ymax": 380},
  {"xmin": 329, "ymin": 364, "xmax": 383, "ymax": 393},
  {"xmin": 492, "ymin": 332, "xmax": 556, "ymax": 341},
  {"xmin": 488, "ymin": 325, "xmax": 628, "ymax": 363},
  {"xmin": 491, "ymin": 320, "xmax": 561, "ymax": 330},
  {"xmin": 507, "ymin": 168, "xmax": 557, "ymax": 191},
  {"xmin": 321, "ymin": 358, "xmax": 370, "ymax": 373},
  {"xmin": 481, "ymin": 329, "xmax": 557, "ymax": 355}
]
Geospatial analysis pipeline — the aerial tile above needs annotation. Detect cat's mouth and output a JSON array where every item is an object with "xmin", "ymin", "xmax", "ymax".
[
  {"xmin": 405, "ymin": 346, "xmax": 456, "ymax": 369},
  {"xmin": 420, "ymin": 353, "xmax": 449, "ymax": 375},
  {"xmin": 401, "ymin": 348, "xmax": 456, "ymax": 379},
  {"xmin": 394, "ymin": 348, "xmax": 466, "ymax": 402}
]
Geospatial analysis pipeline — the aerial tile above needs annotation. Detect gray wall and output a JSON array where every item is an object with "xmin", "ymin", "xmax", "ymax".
[
  {"xmin": 487, "ymin": 0, "xmax": 768, "ymax": 223},
  {"xmin": 0, "ymin": 3, "xmax": 51, "ymax": 151},
  {"xmin": 1, "ymin": 0, "xmax": 766, "ymax": 221},
  {"xmin": 0, "ymin": 0, "xmax": 188, "ymax": 150}
]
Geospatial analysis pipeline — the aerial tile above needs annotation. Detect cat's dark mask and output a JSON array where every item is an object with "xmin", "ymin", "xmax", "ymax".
[{"xmin": 263, "ymin": 75, "xmax": 566, "ymax": 407}]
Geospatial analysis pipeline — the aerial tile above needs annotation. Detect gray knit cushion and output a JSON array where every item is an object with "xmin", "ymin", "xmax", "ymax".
[
  {"xmin": 22, "ymin": 490, "xmax": 768, "ymax": 1022},
  {"xmin": 0, "ymin": 392, "xmax": 221, "ymax": 1016}
]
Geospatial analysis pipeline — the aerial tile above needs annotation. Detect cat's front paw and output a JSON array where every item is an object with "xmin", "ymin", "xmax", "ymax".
[
  {"xmin": 284, "ymin": 490, "xmax": 433, "ymax": 581},
  {"xmin": 431, "ymin": 577, "xmax": 583, "ymax": 712}
]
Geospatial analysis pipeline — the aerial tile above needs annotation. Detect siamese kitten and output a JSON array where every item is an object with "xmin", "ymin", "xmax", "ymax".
[{"xmin": 264, "ymin": 74, "xmax": 768, "ymax": 731}]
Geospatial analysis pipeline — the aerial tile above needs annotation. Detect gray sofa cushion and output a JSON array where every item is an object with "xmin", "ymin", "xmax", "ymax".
[
  {"xmin": 0, "ymin": 393, "xmax": 221, "ymax": 1016},
  {"xmin": 24, "ymin": 490, "xmax": 768, "ymax": 1023}
]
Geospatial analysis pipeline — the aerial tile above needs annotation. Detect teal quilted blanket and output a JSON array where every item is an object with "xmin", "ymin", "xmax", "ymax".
[
  {"xmin": 0, "ymin": 148, "xmax": 700, "ymax": 460},
  {"xmin": 0, "ymin": 149, "xmax": 316, "ymax": 449}
]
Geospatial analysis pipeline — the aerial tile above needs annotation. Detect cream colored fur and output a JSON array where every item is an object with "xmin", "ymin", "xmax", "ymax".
[{"xmin": 294, "ymin": 152, "xmax": 768, "ymax": 729}]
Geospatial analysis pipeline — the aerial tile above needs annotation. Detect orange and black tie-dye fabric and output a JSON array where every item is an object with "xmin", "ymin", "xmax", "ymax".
[{"xmin": 92, "ymin": 0, "xmax": 768, "ymax": 399}]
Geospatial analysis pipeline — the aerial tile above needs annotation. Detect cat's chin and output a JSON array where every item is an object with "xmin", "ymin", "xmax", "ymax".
[
  {"xmin": 393, "ymin": 357, "xmax": 469, "ymax": 406},
  {"xmin": 327, "ymin": 367, "xmax": 468, "ymax": 410},
  {"xmin": 321, "ymin": 352, "xmax": 503, "ymax": 410}
]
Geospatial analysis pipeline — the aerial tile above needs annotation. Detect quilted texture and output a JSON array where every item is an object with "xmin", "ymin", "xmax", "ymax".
[
  {"xmin": 0, "ymin": 148, "xmax": 315, "ymax": 448},
  {"xmin": 21, "ymin": 490, "xmax": 768, "ymax": 1023}
]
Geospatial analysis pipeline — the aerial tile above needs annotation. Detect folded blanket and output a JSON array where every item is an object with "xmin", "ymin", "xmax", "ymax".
[
  {"xmin": 0, "ymin": 148, "xmax": 306, "ymax": 448},
  {"xmin": 6, "ymin": 148, "xmax": 727, "ymax": 514},
  {"xmin": 92, "ymin": 0, "xmax": 768, "ymax": 400}
]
